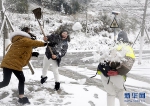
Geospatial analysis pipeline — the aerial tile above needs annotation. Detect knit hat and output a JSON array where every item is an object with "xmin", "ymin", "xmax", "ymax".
[{"xmin": 117, "ymin": 30, "xmax": 129, "ymax": 43}]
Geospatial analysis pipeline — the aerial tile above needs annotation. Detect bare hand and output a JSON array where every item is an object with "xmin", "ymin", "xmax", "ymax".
[
  {"xmin": 43, "ymin": 37, "xmax": 48, "ymax": 42},
  {"xmin": 52, "ymin": 55, "xmax": 57, "ymax": 59}
]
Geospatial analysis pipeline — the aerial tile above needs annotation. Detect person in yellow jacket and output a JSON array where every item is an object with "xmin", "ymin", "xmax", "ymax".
[
  {"xmin": 97, "ymin": 30, "xmax": 135, "ymax": 106},
  {"xmin": 0, "ymin": 28, "xmax": 55, "ymax": 104}
]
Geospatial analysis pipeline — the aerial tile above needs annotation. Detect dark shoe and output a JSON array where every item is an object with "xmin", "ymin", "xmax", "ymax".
[
  {"xmin": 18, "ymin": 97, "xmax": 30, "ymax": 104},
  {"xmin": 41, "ymin": 76, "xmax": 48, "ymax": 84},
  {"xmin": 54, "ymin": 82, "xmax": 60, "ymax": 90}
]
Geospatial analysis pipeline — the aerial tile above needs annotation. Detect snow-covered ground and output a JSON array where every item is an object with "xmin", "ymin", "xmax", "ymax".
[
  {"xmin": 0, "ymin": 68, "xmax": 121, "ymax": 106},
  {"xmin": 0, "ymin": 59, "xmax": 150, "ymax": 106},
  {"xmin": 0, "ymin": 0, "xmax": 150, "ymax": 106}
]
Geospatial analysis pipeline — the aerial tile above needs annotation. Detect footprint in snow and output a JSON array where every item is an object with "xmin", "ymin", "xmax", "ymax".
[
  {"xmin": 83, "ymin": 88, "xmax": 88, "ymax": 91},
  {"xmin": 94, "ymin": 94, "xmax": 98, "ymax": 98},
  {"xmin": 88, "ymin": 101, "xmax": 95, "ymax": 106},
  {"xmin": 64, "ymin": 102, "xmax": 71, "ymax": 105},
  {"xmin": 0, "ymin": 92, "xmax": 9, "ymax": 100}
]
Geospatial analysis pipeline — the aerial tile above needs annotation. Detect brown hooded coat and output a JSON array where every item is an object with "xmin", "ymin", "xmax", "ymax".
[{"xmin": 1, "ymin": 33, "xmax": 45, "ymax": 71}]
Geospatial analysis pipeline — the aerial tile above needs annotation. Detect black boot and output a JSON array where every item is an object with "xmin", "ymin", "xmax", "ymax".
[
  {"xmin": 41, "ymin": 76, "xmax": 48, "ymax": 84},
  {"xmin": 18, "ymin": 97, "xmax": 30, "ymax": 104},
  {"xmin": 54, "ymin": 82, "xmax": 60, "ymax": 91}
]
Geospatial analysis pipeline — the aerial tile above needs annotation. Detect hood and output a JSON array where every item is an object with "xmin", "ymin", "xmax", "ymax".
[
  {"xmin": 117, "ymin": 30, "xmax": 129, "ymax": 43},
  {"xmin": 9, "ymin": 31, "xmax": 31, "ymax": 42},
  {"xmin": 11, "ymin": 35, "xmax": 26, "ymax": 43}
]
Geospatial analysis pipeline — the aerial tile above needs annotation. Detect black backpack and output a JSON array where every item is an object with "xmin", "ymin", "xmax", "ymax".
[
  {"xmin": 91, "ymin": 61, "xmax": 120, "ymax": 84},
  {"xmin": 97, "ymin": 61, "xmax": 120, "ymax": 77}
]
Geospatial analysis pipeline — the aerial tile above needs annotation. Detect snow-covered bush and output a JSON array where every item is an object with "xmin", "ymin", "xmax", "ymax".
[
  {"xmin": 5, "ymin": 0, "xmax": 28, "ymax": 13},
  {"xmin": 118, "ymin": 12, "xmax": 140, "ymax": 33},
  {"xmin": 99, "ymin": 13, "xmax": 112, "ymax": 32}
]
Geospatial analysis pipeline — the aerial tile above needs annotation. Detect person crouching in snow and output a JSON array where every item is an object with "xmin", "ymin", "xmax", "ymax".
[
  {"xmin": 0, "ymin": 28, "xmax": 54, "ymax": 105},
  {"xmin": 40, "ymin": 30, "xmax": 70, "ymax": 91},
  {"xmin": 97, "ymin": 30, "xmax": 135, "ymax": 106}
]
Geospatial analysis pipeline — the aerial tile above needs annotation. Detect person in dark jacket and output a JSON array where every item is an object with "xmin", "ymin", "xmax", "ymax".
[
  {"xmin": 0, "ymin": 27, "xmax": 54, "ymax": 105},
  {"xmin": 41, "ymin": 30, "xmax": 70, "ymax": 91}
]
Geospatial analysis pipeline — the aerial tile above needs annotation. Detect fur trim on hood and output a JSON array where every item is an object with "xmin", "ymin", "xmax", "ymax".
[{"xmin": 9, "ymin": 31, "xmax": 31, "ymax": 41}]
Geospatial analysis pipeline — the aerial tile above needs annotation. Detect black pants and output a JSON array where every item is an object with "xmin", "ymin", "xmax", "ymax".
[{"xmin": 0, "ymin": 68, "xmax": 25, "ymax": 95}]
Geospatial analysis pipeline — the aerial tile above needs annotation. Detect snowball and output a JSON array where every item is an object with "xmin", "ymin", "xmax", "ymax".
[{"xmin": 72, "ymin": 22, "xmax": 82, "ymax": 31}]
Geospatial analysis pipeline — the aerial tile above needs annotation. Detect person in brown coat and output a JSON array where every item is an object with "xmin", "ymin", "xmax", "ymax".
[{"xmin": 0, "ymin": 29, "xmax": 55, "ymax": 104}]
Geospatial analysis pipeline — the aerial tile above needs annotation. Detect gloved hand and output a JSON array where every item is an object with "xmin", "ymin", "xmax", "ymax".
[
  {"xmin": 44, "ymin": 42, "xmax": 57, "ymax": 47},
  {"xmin": 32, "ymin": 52, "xmax": 39, "ymax": 57},
  {"xmin": 28, "ymin": 32, "xmax": 36, "ymax": 40},
  {"xmin": 54, "ymin": 82, "xmax": 60, "ymax": 90}
]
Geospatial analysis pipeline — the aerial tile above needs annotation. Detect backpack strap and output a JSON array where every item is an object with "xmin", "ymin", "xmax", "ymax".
[
  {"xmin": 90, "ymin": 71, "xmax": 98, "ymax": 78},
  {"xmin": 6, "ymin": 43, "xmax": 12, "ymax": 52},
  {"xmin": 107, "ymin": 76, "xmax": 110, "ymax": 84},
  {"xmin": 123, "ymin": 84, "xmax": 126, "ymax": 91}
]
